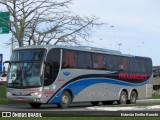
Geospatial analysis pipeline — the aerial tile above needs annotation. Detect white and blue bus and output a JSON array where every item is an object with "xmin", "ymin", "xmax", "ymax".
[{"xmin": 4, "ymin": 45, "xmax": 153, "ymax": 108}]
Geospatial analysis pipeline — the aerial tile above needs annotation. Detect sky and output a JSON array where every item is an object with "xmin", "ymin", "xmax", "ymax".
[
  {"xmin": 70, "ymin": 0, "xmax": 160, "ymax": 66},
  {"xmin": 0, "ymin": 0, "xmax": 160, "ymax": 66}
]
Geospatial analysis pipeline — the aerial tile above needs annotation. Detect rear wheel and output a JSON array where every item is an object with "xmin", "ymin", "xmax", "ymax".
[
  {"xmin": 29, "ymin": 103, "xmax": 41, "ymax": 108},
  {"xmin": 102, "ymin": 101, "xmax": 114, "ymax": 105},
  {"xmin": 127, "ymin": 90, "xmax": 137, "ymax": 104},
  {"xmin": 57, "ymin": 91, "xmax": 72, "ymax": 108},
  {"xmin": 91, "ymin": 101, "xmax": 99, "ymax": 106},
  {"xmin": 117, "ymin": 91, "xmax": 128, "ymax": 104}
]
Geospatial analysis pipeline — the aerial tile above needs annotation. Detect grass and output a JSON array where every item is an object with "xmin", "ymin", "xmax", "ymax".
[
  {"xmin": 0, "ymin": 84, "xmax": 8, "ymax": 105},
  {"xmin": 150, "ymin": 95, "xmax": 160, "ymax": 99}
]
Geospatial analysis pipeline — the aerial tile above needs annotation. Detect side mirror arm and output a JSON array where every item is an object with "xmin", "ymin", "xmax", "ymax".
[{"xmin": 3, "ymin": 61, "xmax": 11, "ymax": 66}]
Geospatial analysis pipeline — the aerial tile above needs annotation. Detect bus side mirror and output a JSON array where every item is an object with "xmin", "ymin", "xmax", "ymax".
[
  {"xmin": 3, "ymin": 61, "xmax": 11, "ymax": 66},
  {"xmin": 119, "ymin": 65, "xmax": 123, "ymax": 71}
]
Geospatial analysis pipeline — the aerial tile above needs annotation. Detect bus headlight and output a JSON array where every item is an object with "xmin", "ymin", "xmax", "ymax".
[
  {"xmin": 6, "ymin": 92, "xmax": 13, "ymax": 96},
  {"xmin": 31, "ymin": 92, "xmax": 42, "ymax": 96}
]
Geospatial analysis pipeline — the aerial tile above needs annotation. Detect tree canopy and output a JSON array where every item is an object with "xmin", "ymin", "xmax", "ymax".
[{"xmin": 0, "ymin": 0, "xmax": 102, "ymax": 47}]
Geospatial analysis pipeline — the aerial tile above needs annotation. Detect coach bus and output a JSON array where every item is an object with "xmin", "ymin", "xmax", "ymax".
[{"xmin": 4, "ymin": 45, "xmax": 153, "ymax": 108}]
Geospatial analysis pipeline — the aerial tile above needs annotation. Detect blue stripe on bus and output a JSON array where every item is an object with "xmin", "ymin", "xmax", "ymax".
[{"xmin": 49, "ymin": 78, "xmax": 149, "ymax": 103}]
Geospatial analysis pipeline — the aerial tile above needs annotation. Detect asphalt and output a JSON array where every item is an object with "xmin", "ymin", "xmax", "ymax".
[{"xmin": 1, "ymin": 99, "xmax": 160, "ymax": 117}]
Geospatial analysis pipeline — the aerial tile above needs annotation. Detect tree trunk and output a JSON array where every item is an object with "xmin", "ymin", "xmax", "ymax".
[{"xmin": 19, "ymin": 39, "xmax": 24, "ymax": 47}]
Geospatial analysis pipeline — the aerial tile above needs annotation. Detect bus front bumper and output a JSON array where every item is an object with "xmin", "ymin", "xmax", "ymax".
[{"xmin": 6, "ymin": 95, "xmax": 44, "ymax": 103}]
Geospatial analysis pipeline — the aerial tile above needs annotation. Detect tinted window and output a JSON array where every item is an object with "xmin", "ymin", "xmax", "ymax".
[
  {"xmin": 92, "ymin": 53, "xmax": 106, "ymax": 69},
  {"xmin": 129, "ymin": 57, "xmax": 152, "ymax": 74},
  {"xmin": 12, "ymin": 49, "xmax": 46, "ymax": 61},
  {"xmin": 105, "ymin": 55, "xmax": 112, "ymax": 70},
  {"xmin": 145, "ymin": 59, "xmax": 152, "ymax": 74},
  {"xmin": 129, "ymin": 58, "xmax": 135, "ymax": 72},
  {"xmin": 106, "ymin": 55, "xmax": 120, "ymax": 71},
  {"xmin": 121, "ymin": 57, "xmax": 129, "ymax": 71},
  {"xmin": 139, "ymin": 59, "xmax": 146, "ymax": 73},
  {"xmin": 78, "ymin": 52, "xmax": 92, "ymax": 69},
  {"xmin": 134, "ymin": 59, "xmax": 140, "ymax": 72},
  {"xmin": 44, "ymin": 49, "xmax": 60, "ymax": 86},
  {"xmin": 62, "ymin": 50, "xmax": 77, "ymax": 68},
  {"xmin": 60, "ymin": 49, "xmax": 152, "ymax": 74}
]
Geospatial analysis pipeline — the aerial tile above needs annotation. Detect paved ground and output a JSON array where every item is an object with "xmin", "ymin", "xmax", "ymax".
[{"xmin": 1, "ymin": 99, "xmax": 160, "ymax": 117}]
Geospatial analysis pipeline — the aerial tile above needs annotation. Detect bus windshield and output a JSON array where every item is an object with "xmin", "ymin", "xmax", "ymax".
[
  {"xmin": 7, "ymin": 49, "xmax": 46, "ymax": 88},
  {"xmin": 11, "ymin": 49, "xmax": 46, "ymax": 61}
]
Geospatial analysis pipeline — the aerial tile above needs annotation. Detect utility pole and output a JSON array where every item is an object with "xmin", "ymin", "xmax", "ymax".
[{"xmin": 117, "ymin": 43, "xmax": 122, "ymax": 51}]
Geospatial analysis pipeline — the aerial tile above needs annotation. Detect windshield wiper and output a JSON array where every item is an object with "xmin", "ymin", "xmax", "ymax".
[{"xmin": 24, "ymin": 62, "xmax": 33, "ymax": 74}]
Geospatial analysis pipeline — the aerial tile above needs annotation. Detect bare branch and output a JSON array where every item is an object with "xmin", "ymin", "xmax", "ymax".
[{"xmin": 0, "ymin": 0, "xmax": 102, "ymax": 47}]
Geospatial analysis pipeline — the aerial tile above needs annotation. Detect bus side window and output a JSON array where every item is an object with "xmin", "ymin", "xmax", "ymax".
[
  {"xmin": 139, "ymin": 59, "xmax": 146, "ymax": 73},
  {"xmin": 122, "ymin": 57, "xmax": 129, "ymax": 72},
  {"xmin": 129, "ymin": 58, "xmax": 134, "ymax": 73},
  {"xmin": 44, "ymin": 49, "xmax": 60, "ymax": 86},
  {"xmin": 146, "ymin": 59, "xmax": 152, "ymax": 74},
  {"xmin": 92, "ymin": 54, "xmax": 99, "ymax": 69},
  {"xmin": 44, "ymin": 65, "xmax": 52, "ymax": 84},
  {"xmin": 98, "ymin": 54, "xmax": 105, "ymax": 69},
  {"xmin": 134, "ymin": 59, "xmax": 140, "ymax": 73},
  {"xmin": 129, "ymin": 58, "xmax": 141, "ymax": 73},
  {"xmin": 92, "ymin": 53, "xmax": 105, "ymax": 70},
  {"xmin": 63, "ymin": 50, "xmax": 77, "ymax": 68},
  {"xmin": 102, "ymin": 56, "xmax": 106, "ymax": 70},
  {"xmin": 78, "ymin": 52, "xmax": 92, "ymax": 69},
  {"xmin": 106, "ymin": 55, "xmax": 112, "ymax": 70},
  {"xmin": 109, "ymin": 55, "xmax": 119, "ymax": 71}
]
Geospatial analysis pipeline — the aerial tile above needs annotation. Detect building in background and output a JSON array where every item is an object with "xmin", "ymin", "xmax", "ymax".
[{"xmin": 153, "ymin": 66, "xmax": 160, "ymax": 94}]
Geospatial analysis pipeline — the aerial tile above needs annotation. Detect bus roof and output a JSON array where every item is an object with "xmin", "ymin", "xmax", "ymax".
[{"xmin": 14, "ymin": 45, "xmax": 151, "ymax": 59}]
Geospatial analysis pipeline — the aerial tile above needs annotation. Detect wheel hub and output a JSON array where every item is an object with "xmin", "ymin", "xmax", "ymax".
[
  {"xmin": 121, "ymin": 94, "xmax": 127, "ymax": 103},
  {"xmin": 62, "ymin": 95, "xmax": 69, "ymax": 104},
  {"xmin": 131, "ymin": 94, "xmax": 136, "ymax": 101}
]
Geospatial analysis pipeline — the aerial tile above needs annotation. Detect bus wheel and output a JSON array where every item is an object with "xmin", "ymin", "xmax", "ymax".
[
  {"xmin": 57, "ymin": 91, "xmax": 71, "ymax": 108},
  {"xmin": 117, "ymin": 91, "xmax": 128, "ymax": 104},
  {"xmin": 91, "ymin": 101, "xmax": 99, "ymax": 106},
  {"xmin": 102, "ymin": 101, "xmax": 114, "ymax": 105},
  {"xmin": 127, "ymin": 90, "xmax": 137, "ymax": 104},
  {"xmin": 29, "ymin": 103, "xmax": 41, "ymax": 108}
]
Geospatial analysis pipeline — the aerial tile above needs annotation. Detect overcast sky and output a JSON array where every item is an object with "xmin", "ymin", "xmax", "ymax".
[
  {"xmin": 70, "ymin": 0, "xmax": 160, "ymax": 66},
  {"xmin": 0, "ymin": 0, "xmax": 160, "ymax": 66}
]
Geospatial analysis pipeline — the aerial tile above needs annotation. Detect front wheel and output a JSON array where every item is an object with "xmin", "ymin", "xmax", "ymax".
[
  {"xmin": 57, "ymin": 91, "xmax": 72, "ymax": 108},
  {"xmin": 29, "ymin": 103, "xmax": 41, "ymax": 108}
]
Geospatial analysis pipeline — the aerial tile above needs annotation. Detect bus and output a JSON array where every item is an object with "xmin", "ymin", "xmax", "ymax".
[{"xmin": 4, "ymin": 45, "xmax": 153, "ymax": 108}]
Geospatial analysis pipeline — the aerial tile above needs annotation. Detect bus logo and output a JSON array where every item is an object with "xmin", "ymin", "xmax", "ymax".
[{"xmin": 63, "ymin": 71, "xmax": 70, "ymax": 76}]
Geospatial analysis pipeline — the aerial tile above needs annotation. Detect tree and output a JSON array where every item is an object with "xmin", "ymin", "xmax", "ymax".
[{"xmin": 0, "ymin": 0, "xmax": 102, "ymax": 47}]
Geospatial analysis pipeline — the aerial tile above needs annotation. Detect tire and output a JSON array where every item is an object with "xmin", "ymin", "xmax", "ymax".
[
  {"xmin": 102, "ymin": 101, "xmax": 114, "ymax": 105},
  {"xmin": 127, "ymin": 90, "xmax": 137, "ymax": 104},
  {"xmin": 91, "ymin": 101, "xmax": 99, "ymax": 106},
  {"xmin": 29, "ymin": 103, "xmax": 41, "ymax": 108},
  {"xmin": 117, "ymin": 91, "xmax": 128, "ymax": 104},
  {"xmin": 57, "ymin": 91, "xmax": 72, "ymax": 108}
]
